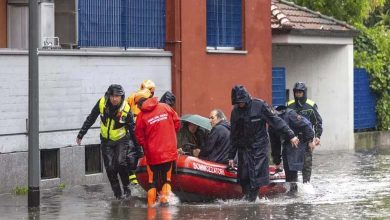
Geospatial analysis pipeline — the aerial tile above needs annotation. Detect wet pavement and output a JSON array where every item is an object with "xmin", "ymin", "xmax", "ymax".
[{"xmin": 1, "ymin": 150, "xmax": 390, "ymax": 219}]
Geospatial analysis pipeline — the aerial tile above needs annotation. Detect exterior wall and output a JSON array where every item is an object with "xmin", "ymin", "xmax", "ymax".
[
  {"xmin": 179, "ymin": 0, "xmax": 272, "ymax": 117},
  {"xmin": 0, "ymin": 50, "xmax": 171, "ymax": 193},
  {"xmin": 272, "ymin": 44, "xmax": 354, "ymax": 151},
  {"xmin": 0, "ymin": 0, "xmax": 6, "ymax": 47},
  {"xmin": 355, "ymin": 131, "xmax": 390, "ymax": 152}
]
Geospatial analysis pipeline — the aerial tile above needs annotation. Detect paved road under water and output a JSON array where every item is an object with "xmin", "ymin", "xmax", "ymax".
[{"xmin": 1, "ymin": 150, "xmax": 390, "ymax": 219}]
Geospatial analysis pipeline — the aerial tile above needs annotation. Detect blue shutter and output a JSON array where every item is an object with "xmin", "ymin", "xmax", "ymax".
[
  {"xmin": 78, "ymin": 0, "xmax": 122, "ymax": 47},
  {"xmin": 126, "ymin": 0, "xmax": 165, "ymax": 48},
  {"xmin": 207, "ymin": 0, "xmax": 242, "ymax": 48},
  {"xmin": 78, "ymin": 0, "xmax": 165, "ymax": 48},
  {"xmin": 354, "ymin": 68, "xmax": 377, "ymax": 130},
  {"xmin": 272, "ymin": 67, "xmax": 286, "ymax": 106}
]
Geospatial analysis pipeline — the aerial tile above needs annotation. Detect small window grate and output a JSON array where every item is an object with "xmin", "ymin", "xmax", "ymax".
[
  {"xmin": 41, "ymin": 149, "xmax": 59, "ymax": 179},
  {"xmin": 85, "ymin": 144, "xmax": 102, "ymax": 174}
]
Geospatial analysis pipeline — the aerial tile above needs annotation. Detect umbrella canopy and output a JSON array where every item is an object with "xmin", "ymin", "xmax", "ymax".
[{"xmin": 180, "ymin": 114, "xmax": 212, "ymax": 131}]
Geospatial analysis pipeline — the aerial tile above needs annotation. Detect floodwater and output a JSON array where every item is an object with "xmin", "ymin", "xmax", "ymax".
[{"xmin": 1, "ymin": 150, "xmax": 390, "ymax": 219}]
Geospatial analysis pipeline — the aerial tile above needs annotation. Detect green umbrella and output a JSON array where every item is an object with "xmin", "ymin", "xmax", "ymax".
[{"xmin": 180, "ymin": 114, "xmax": 212, "ymax": 131}]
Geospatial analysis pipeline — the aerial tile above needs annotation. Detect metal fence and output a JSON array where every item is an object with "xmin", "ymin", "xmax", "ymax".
[
  {"xmin": 354, "ymin": 68, "xmax": 377, "ymax": 130},
  {"xmin": 78, "ymin": 0, "xmax": 165, "ymax": 49}
]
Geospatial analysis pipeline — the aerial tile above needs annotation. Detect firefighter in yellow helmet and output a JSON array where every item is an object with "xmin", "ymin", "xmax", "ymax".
[
  {"xmin": 126, "ymin": 85, "xmax": 154, "ymax": 185},
  {"xmin": 126, "ymin": 80, "xmax": 155, "ymax": 120},
  {"xmin": 140, "ymin": 80, "xmax": 156, "ymax": 96}
]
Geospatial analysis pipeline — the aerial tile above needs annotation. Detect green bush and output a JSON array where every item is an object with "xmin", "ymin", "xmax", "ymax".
[{"xmin": 354, "ymin": 24, "xmax": 390, "ymax": 130}]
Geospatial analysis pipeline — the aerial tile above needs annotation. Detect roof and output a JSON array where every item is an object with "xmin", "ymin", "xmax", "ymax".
[{"xmin": 271, "ymin": 0, "xmax": 358, "ymax": 37}]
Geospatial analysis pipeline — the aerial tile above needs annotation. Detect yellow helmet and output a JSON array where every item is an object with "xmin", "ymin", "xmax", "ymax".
[
  {"xmin": 140, "ymin": 80, "xmax": 156, "ymax": 93},
  {"xmin": 134, "ymin": 89, "xmax": 152, "ymax": 104}
]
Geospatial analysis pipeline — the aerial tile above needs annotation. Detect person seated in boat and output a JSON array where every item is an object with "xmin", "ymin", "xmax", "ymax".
[
  {"xmin": 199, "ymin": 109, "xmax": 231, "ymax": 164},
  {"xmin": 269, "ymin": 105, "xmax": 315, "ymax": 185},
  {"xmin": 177, "ymin": 121, "xmax": 207, "ymax": 157}
]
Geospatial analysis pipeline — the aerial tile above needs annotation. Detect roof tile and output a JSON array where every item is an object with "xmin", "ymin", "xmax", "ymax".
[{"xmin": 271, "ymin": 0, "xmax": 356, "ymax": 33}]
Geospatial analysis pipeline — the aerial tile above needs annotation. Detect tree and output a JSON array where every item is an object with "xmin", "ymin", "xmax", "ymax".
[
  {"xmin": 290, "ymin": 0, "xmax": 385, "ymax": 25},
  {"xmin": 365, "ymin": 0, "xmax": 390, "ymax": 27}
]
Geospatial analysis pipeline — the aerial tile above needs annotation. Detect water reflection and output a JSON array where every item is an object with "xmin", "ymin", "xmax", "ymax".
[{"xmin": 1, "ymin": 151, "xmax": 390, "ymax": 219}]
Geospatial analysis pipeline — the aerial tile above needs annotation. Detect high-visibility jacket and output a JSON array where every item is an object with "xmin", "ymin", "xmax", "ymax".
[
  {"xmin": 287, "ymin": 99, "xmax": 322, "ymax": 138},
  {"xmin": 99, "ymin": 97, "xmax": 131, "ymax": 141},
  {"xmin": 127, "ymin": 94, "xmax": 141, "ymax": 121}
]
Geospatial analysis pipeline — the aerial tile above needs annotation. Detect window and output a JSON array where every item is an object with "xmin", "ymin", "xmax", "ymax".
[
  {"xmin": 55, "ymin": 0, "xmax": 77, "ymax": 49},
  {"xmin": 41, "ymin": 149, "xmax": 59, "ymax": 179},
  {"xmin": 7, "ymin": 0, "xmax": 56, "ymax": 49},
  {"xmin": 78, "ymin": 0, "xmax": 165, "ymax": 49},
  {"xmin": 85, "ymin": 144, "xmax": 102, "ymax": 174},
  {"xmin": 207, "ymin": 0, "xmax": 242, "ymax": 49},
  {"xmin": 7, "ymin": 2, "xmax": 28, "ymax": 49}
]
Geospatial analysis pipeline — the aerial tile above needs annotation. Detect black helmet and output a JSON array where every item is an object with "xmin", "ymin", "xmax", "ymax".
[
  {"xmin": 107, "ymin": 84, "xmax": 125, "ymax": 97},
  {"xmin": 231, "ymin": 85, "xmax": 251, "ymax": 105},
  {"xmin": 293, "ymin": 82, "xmax": 307, "ymax": 106},
  {"xmin": 293, "ymin": 82, "xmax": 307, "ymax": 92}
]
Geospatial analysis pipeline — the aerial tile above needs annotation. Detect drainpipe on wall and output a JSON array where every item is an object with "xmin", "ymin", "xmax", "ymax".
[{"xmin": 165, "ymin": 0, "xmax": 182, "ymax": 115}]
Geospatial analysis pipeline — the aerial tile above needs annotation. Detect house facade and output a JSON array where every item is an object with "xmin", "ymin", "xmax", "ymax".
[
  {"xmin": 270, "ymin": 0, "xmax": 358, "ymax": 150},
  {"xmin": 0, "ymin": 0, "xmax": 272, "ymax": 193},
  {"xmin": 0, "ymin": 0, "xmax": 360, "ymax": 193}
]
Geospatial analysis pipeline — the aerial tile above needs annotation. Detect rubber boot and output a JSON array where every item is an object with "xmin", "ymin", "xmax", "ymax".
[
  {"xmin": 112, "ymin": 183, "xmax": 122, "ymax": 200},
  {"xmin": 247, "ymin": 188, "xmax": 259, "ymax": 202},
  {"xmin": 129, "ymin": 172, "xmax": 138, "ymax": 185},
  {"xmin": 147, "ymin": 188, "xmax": 157, "ymax": 207},
  {"xmin": 160, "ymin": 183, "xmax": 171, "ymax": 206},
  {"xmin": 288, "ymin": 182, "xmax": 298, "ymax": 195},
  {"xmin": 123, "ymin": 185, "xmax": 131, "ymax": 199}
]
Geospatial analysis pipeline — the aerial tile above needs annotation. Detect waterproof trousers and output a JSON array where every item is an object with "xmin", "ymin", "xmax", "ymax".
[
  {"xmin": 101, "ymin": 138, "xmax": 130, "ymax": 199},
  {"xmin": 146, "ymin": 161, "xmax": 174, "ymax": 207},
  {"xmin": 237, "ymin": 147, "xmax": 269, "ymax": 202},
  {"xmin": 282, "ymin": 151, "xmax": 298, "ymax": 182},
  {"xmin": 302, "ymin": 147, "xmax": 313, "ymax": 183}
]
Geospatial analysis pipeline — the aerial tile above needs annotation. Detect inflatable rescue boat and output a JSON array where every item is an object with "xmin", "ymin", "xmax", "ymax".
[{"xmin": 135, "ymin": 155, "xmax": 287, "ymax": 202}]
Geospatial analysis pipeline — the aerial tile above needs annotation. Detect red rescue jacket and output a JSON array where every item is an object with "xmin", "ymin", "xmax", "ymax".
[{"xmin": 135, "ymin": 97, "xmax": 181, "ymax": 165}]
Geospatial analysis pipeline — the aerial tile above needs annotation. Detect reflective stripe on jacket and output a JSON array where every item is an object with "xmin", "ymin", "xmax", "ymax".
[{"xmin": 99, "ymin": 97, "xmax": 131, "ymax": 141}]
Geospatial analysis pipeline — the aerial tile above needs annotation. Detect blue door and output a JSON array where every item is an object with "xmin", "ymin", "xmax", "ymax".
[
  {"xmin": 354, "ymin": 68, "xmax": 377, "ymax": 130},
  {"xmin": 272, "ymin": 67, "xmax": 286, "ymax": 106}
]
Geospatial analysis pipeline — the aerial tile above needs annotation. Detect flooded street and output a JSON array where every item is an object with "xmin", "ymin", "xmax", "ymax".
[{"xmin": 1, "ymin": 150, "xmax": 390, "ymax": 219}]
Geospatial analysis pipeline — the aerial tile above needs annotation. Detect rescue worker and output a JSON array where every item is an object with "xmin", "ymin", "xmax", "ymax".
[
  {"xmin": 199, "ymin": 109, "xmax": 231, "ymax": 164},
  {"xmin": 127, "ymin": 89, "xmax": 152, "ymax": 185},
  {"xmin": 135, "ymin": 95, "xmax": 181, "ymax": 207},
  {"xmin": 140, "ymin": 79, "xmax": 156, "ymax": 96},
  {"xmin": 76, "ymin": 84, "xmax": 134, "ymax": 199},
  {"xmin": 159, "ymin": 91, "xmax": 176, "ymax": 108},
  {"xmin": 269, "ymin": 105, "xmax": 315, "ymax": 184},
  {"xmin": 127, "ymin": 80, "xmax": 155, "ymax": 120},
  {"xmin": 228, "ymin": 85, "xmax": 299, "ymax": 202},
  {"xmin": 287, "ymin": 82, "xmax": 323, "ymax": 183}
]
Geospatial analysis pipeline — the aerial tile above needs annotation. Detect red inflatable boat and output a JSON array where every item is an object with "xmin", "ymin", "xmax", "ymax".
[{"xmin": 135, "ymin": 155, "xmax": 287, "ymax": 202}]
